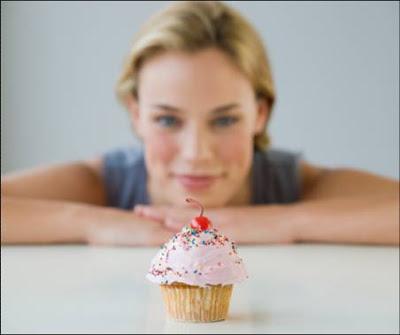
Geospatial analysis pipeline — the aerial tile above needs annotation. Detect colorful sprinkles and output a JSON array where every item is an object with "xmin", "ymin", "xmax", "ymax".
[{"xmin": 148, "ymin": 225, "xmax": 244, "ymax": 284}]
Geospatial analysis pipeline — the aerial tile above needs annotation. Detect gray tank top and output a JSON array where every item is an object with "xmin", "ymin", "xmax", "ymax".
[{"xmin": 102, "ymin": 145, "xmax": 302, "ymax": 209}]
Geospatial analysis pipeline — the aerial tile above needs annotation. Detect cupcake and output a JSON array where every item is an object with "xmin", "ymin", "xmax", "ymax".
[{"xmin": 146, "ymin": 198, "xmax": 248, "ymax": 322}]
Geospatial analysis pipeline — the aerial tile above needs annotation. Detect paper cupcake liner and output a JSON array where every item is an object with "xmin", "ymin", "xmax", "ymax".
[{"xmin": 160, "ymin": 283, "xmax": 233, "ymax": 322}]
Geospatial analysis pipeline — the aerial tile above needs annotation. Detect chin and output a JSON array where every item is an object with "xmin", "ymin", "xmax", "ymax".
[
  {"xmin": 178, "ymin": 191, "xmax": 231, "ymax": 208},
  {"xmin": 163, "ymin": 176, "xmax": 233, "ymax": 206}
]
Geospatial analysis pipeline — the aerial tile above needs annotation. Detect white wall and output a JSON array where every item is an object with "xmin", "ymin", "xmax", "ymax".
[{"xmin": 2, "ymin": 1, "xmax": 399, "ymax": 179}]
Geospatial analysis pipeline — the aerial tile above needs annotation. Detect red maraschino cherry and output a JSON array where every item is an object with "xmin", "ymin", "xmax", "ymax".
[{"xmin": 186, "ymin": 198, "xmax": 212, "ymax": 231}]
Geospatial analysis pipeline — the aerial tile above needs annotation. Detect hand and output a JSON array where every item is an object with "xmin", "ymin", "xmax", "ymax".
[
  {"xmin": 134, "ymin": 204, "xmax": 296, "ymax": 245},
  {"xmin": 134, "ymin": 205, "xmax": 197, "ymax": 232},
  {"xmin": 85, "ymin": 208, "xmax": 175, "ymax": 247},
  {"xmin": 134, "ymin": 205, "xmax": 249, "ymax": 241}
]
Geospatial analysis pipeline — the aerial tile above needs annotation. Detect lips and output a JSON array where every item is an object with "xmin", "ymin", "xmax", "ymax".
[{"xmin": 173, "ymin": 174, "xmax": 222, "ymax": 191}]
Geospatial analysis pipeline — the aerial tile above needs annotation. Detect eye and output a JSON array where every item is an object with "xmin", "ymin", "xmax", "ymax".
[
  {"xmin": 211, "ymin": 116, "xmax": 239, "ymax": 127},
  {"xmin": 154, "ymin": 115, "xmax": 181, "ymax": 128}
]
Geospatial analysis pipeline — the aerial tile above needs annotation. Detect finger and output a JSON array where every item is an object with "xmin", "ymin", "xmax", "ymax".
[
  {"xmin": 134, "ymin": 205, "xmax": 166, "ymax": 222},
  {"xmin": 133, "ymin": 205, "xmax": 144, "ymax": 215},
  {"xmin": 150, "ymin": 229, "xmax": 176, "ymax": 246},
  {"xmin": 165, "ymin": 217, "xmax": 186, "ymax": 232},
  {"xmin": 134, "ymin": 204, "xmax": 158, "ymax": 216}
]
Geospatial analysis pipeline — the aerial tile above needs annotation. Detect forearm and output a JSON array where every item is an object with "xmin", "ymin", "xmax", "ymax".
[
  {"xmin": 293, "ymin": 194, "xmax": 399, "ymax": 245},
  {"xmin": 208, "ymin": 205, "xmax": 296, "ymax": 244},
  {"xmin": 2, "ymin": 196, "xmax": 88, "ymax": 244},
  {"xmin": 208, "ymin": 194, "xmax": 399, "ymax": 246},
  {"xmin": 1, "ymin": 196, "xmax": 151, "ymax": 245}
]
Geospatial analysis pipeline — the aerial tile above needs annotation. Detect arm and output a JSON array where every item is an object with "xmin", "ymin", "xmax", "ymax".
[
  {"xmin": 292, "ymin": 162, "xmax": 399, "ymax": 245},
  {"xmin": 1, "ymin": 159, "xmax": 172, "ymax": 246},
  {"xmin": 134, "ymin": 162, "xmax": 399, "ymax": 246},
  {"xmin": 213, "ymin": 163, "xmax": 399, "ymax": 245}
]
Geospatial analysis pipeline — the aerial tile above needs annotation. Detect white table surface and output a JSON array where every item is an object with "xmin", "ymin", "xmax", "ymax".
[{"xmin": 1, "ymin": 244, "xmax": 399, "ymax": 334}]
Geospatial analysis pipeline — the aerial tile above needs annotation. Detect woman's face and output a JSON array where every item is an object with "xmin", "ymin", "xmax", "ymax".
[{"xmin": 131, "ymin": 48, "xmax": 268, "ymax": 207}]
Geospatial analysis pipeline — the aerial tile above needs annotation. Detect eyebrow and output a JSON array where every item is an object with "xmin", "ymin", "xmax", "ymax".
[{"xmin": 152, "ymin": 103, "xmax": 241, "ymax": 114}]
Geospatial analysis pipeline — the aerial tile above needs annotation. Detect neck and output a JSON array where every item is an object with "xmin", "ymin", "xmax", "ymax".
[
  {"xmin": 147, "ymin": 177, "xmax": 167, "ymax": 206},
  {"xmin": 226, "ymin": 171, "xmax": 253, "ymax": 206}
]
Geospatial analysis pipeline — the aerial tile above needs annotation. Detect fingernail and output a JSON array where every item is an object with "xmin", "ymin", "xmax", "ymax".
[{"xmin": 134, "ymin": 205, "xmax": 144, "ymax": 214}]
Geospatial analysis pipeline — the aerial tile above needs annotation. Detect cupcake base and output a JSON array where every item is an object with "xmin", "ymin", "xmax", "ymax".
[{"xmin": 160, "ymin": 282, "xmax": 233, "ymax": 322}]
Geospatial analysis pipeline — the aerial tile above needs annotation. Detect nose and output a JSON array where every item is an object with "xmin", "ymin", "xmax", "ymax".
[{"xmin": 180, "ymin": 123, "xmax": 213, "ymax": 162}]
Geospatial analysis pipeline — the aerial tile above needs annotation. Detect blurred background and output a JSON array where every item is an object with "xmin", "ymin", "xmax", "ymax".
[{"xmin": 1, "ymin": 1, "xmax": 399, "ymax": 179}]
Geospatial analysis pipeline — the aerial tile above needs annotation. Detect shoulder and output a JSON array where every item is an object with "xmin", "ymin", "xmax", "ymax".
[
  {"xmin": 260, "ymin": 148, "xmax": 328, "ymax": 197},
  {"xmin": 258, "ymin": 148, "xmax": 328, "ymax": 199},
  {"xmin": 102, "ymin": 145, "xmax": 145, "ymax": 169},
  {"xmin": 252, "ymin": 147, "xmax": 304, "ymax": 203},
  {"xmin": 255, "ymin": 147, "xmax": 303, "ymax": 171},
  {"xmin": 262, "ymin": 148, "xmax": 302, "ymax": 166},
  {"xmin": 101, "ymin": 144, "xmax": 147, "ymax": 208}
]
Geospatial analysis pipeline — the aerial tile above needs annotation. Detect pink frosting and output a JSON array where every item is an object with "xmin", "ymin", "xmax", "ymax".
[{"xmin": 146, "ymin": 225, "xmax": 248, "ymax": 287}]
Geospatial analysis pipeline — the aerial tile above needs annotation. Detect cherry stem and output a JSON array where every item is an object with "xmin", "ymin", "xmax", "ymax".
[{"xmin": 185, "ymin": 198, "xmax": 204, "ymax": 217}]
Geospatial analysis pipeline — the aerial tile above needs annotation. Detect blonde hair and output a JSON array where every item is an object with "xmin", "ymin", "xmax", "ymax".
[{"xmin": 116, "ymin": 1, "xmax": 276, "ymax": 150}]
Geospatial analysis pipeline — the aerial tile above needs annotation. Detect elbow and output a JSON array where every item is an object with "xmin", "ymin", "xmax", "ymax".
[{"xmin": 1, "ymin": 177, "xmax": 9, "ymax": 196}]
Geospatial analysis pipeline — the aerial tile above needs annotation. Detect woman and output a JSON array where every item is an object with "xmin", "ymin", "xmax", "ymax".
[{"xmin": 2, "ymin": 1, "xmax": 398, "ymax": 246}]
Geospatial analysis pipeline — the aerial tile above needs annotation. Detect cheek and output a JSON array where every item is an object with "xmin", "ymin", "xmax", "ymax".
[
  {"xmin": 144, "ymin": 132, "xmax": 178, "ymax": 167},
  {"xmin": 216, "ymin": 130, "xmax": 253, "ymax": 167}
]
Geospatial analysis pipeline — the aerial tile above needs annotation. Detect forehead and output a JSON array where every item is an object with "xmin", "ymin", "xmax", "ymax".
[{"xmin": 137, "ymin": 48, "xmax": 255, "ymax": 108}]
